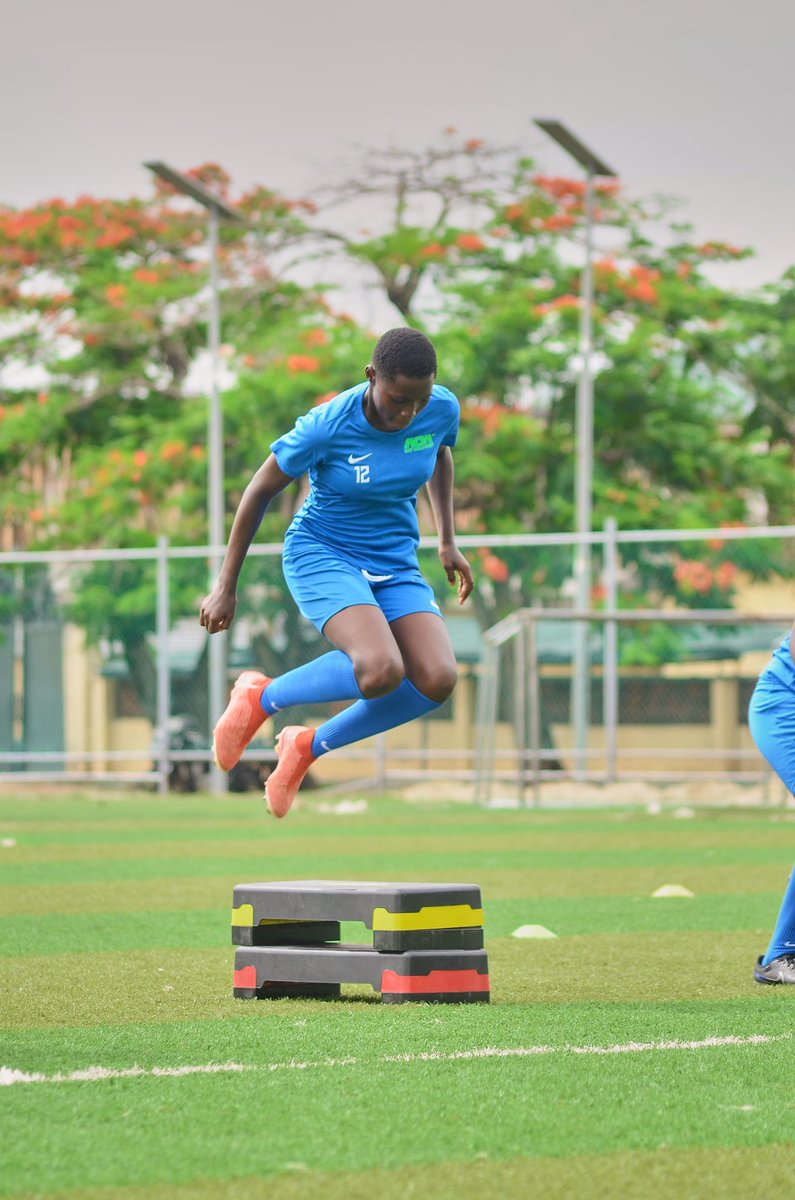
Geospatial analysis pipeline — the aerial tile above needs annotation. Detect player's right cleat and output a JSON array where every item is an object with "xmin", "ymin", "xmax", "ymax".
[
  {"xmin": 754, "ymin": 954, "xmax": 795, "ymax": 984},
  {"xmin": 264, "ymin": 725, "xmax": 317, "ymax": 819},
  {"xmin": 213, "ymin": 670, "xmax": 272, "ymax": 772}
]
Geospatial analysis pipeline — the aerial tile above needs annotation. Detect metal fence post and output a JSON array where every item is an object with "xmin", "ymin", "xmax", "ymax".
[
  {"xmin": 474, "ymin": 639, "xmax": 499, "ymax": 807},
  {"xmin": 604, "ymin": 517, "xmax": 619, "ymax": 784},
  {"xmin": 12, "ymin": 567, "xmax": 24, "ymax": 768},
  {"xmin": 515, "ymin": 615, "xmax": 528, "ymax": 807},
  {"xmin": 156, "ymin": 536, "xmax": 171, "ymax": 794},
  {"xmin": 528, "ymin": 612, "xmax": 542, "ymax": 808},
  {"xmin": 572, "ymin": 534, "xmax": 591, "ymax": 779}
]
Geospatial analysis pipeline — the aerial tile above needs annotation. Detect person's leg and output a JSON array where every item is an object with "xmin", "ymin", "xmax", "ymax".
[
  {"xmin": 266, "ymin": 606, "xmax": 458, "ymax": 817},
  {"xmin": 214, "ymin": 637, "xmax": 379, "ymax": 774},
  {"xmin": 214, "ymin": 546, "xmax": 387, "ymax": 771},
  {"xmin": 389, "ymin": 610, "xmax": 458, "ymax": 702},
  {"xmin": 265, "ymin": 605, "xmax": 412, "ymax": 817},
  {"xmin": 323, "ymin": 605, "xmax": 406, "ymax": 698},
  {"xmin": 309, "ymin": 608, "xmax": 456, "ymax": 754},
  {"xmin": 749, "ymin": 678, "xmax": 795, "ymax": 978},
  {"xmin": 293, "ymin": 605, "xmax": 424, "ymax": 758},
  {"xmin": 260, "ymin": 651, "xmax": 363, "ymax": 715},
  {"xmin": 266, "ymin": 671, "xmax": 443, "ymax": 819},
  {"xmin": 262, "ymin": 535, "xmax": 429, "ymax": 711}
]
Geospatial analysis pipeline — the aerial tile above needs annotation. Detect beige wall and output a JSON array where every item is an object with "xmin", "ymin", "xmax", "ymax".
[
  {"xmin": 63, "ymin": 624, "xmax": 151, "ymax": 772},
  {"xmin": 734, "ymin": 573, "xmax": 794, "ymax": 616},
  {"xmin": 64, "ymin": 624, "xmax": 110, "ymax": 770}
]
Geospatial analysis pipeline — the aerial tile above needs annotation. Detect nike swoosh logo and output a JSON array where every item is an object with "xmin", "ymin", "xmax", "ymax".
[
  {"xmin": 348, "ymin": 453, "xmax": 372, "ymax": 464},
  {"xmin": 361, "ymin": 569, "xmax": 394, "ymax": 583}
]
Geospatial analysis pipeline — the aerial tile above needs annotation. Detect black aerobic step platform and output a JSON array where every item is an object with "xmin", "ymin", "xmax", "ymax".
[
  {"xmin": 233, "ymin": 944, "xmax": 491, "ymax": 1004},
  {"xmin": 231, "ymin": 880, "xmax": 485, "ymax": 951}
]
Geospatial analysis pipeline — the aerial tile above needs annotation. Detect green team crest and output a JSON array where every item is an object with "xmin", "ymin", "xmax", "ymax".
[{"xmin": 403, "ymin": 433, "xmax": 435, "ymax": 453}]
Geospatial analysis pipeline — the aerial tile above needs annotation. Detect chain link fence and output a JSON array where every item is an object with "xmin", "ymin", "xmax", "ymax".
[{"xmin": 0, "ymin": 524, "xmax": 792, "ymax": 797}]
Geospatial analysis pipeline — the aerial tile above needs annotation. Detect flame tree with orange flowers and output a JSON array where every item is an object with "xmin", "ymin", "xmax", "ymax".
[
  {"xmin": 0, "ymin": 165, "xmax": 371, "ymax": 713},
  {"xmin": 2, "ymin": 140, "xmax": 794, "ymax": 690},
  {"xmin": 307, "ymin": 132, "xmax": 793, "ymax": 658}
]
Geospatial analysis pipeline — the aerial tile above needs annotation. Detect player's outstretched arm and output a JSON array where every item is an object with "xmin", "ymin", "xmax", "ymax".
[
  {"xmin": 200, "ymin": 454, "xmax": 296, "ymax": 634},
  {"xmin": 426, "ymin": 446, "xmax": 474, "ymax": 605}
]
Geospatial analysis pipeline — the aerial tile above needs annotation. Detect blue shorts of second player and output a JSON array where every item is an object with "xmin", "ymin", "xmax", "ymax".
[
  {"xmin": 282, "ymin": 534, "xmax": 443, "ymax": 633},
  {"xmin": 749, "ymin": 661, "xmax": 795, "ymax": 795}
]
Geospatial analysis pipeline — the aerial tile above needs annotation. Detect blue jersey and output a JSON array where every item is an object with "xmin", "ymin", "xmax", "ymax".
[{"xmin": 271, "ymin": 382, "xmax": 460, "ymax": 572}]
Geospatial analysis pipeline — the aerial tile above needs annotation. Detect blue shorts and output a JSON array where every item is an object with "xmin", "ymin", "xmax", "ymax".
[
  {"xmin": 282, "ymin": 535, "xmax": 443, "ymax": 633},
  {"xmin": 749, "ymin": 666, "xmax": 795, "ymax": 795}
]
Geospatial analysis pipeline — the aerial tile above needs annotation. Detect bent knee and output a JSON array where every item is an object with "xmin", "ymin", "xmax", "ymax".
[
  {"xmin": 356, "ymin": 655, "xmax": 405, "ymax": 699},
  {"xmin": 411, "ymin": 662, "xmax": 458, "ymax": 704}
]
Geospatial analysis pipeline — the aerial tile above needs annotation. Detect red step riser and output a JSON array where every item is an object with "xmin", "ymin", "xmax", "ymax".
[
  {"xmin": 234, "ymin": 966, "xmax": 490, "ymax": 995},
  {"xmin": 381, "ymin": 968, "xmax": 490, "ymax": 995}
]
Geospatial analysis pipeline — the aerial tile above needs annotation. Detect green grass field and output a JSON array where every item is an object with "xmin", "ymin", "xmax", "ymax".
[{"xmin": 2, "ymin": 788, "xmax": 795, "ymax": 1199}]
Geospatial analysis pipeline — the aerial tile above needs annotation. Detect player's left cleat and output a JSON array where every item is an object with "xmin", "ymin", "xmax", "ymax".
[
  {"xmin": 754, "ymin": 954, "xmax": 795, "ymax": 984},
  {"xmin": 264, "ymin": 725, "xmax": 317, "ymax": 819}
]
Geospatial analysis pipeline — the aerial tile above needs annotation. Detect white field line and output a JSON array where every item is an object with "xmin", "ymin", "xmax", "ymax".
[{"xmin": 1, "ymin": 1033, "xmax": 788, "ymax": 1087}]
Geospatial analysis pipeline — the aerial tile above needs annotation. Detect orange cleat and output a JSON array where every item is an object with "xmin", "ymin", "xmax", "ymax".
[
  {"xmin": 264, "ymin": 726, "xmax": 317, "ymax": 819},
  {"xmin": 212, "ymin": 670, "xmax": 272, "ymax": 772}
]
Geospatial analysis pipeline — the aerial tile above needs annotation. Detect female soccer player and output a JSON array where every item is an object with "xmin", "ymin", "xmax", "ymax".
[
  {"xmin": 748, "ymin": 621, "xmax": 795, "ymax": 983},
  {"xmin": 200, "ymin": 327, "xmax": 474, "ymax": 818}
]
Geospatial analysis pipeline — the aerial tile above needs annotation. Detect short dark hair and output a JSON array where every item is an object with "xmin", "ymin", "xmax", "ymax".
[{"xmin": 372, "ymin": 327, "xmax": 437, "ymax": 380}]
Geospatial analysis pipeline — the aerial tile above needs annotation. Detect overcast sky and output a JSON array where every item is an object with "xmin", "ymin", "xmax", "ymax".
[{"xmin": 5, "ymin": 0, "xmax": 795, "ymax": 303}]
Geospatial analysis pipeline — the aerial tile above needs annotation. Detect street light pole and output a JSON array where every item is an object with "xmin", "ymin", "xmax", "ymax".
[
  {"xmin": 144, "ymin": 162, "xmax": 245, "ymax": 793},
  {"xmin": 572, "ymin": 167, "xmax": 595, "ymax": 773},
  {"xmin": 532, "ymin": 122, "xmax": 617, "ymax": 775},
  {"xmin": 205, "ymin": 203, "xmax": 227, "ymax": 794}
]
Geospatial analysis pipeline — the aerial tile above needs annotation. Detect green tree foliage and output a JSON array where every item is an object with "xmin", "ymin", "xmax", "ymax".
[
  {"xmin": 1, "ymin": 140, "xmax": 793, "ymax": 686},
  {"xmin": 0, "ymin": 164, "xmax": 365, "ymax": 549},
  {"xmin": 732, "ymin": 267, "xmax": 795, "ymax": 526},
  {"xmin": 0, "ymin": 165, "xmax": 370, "ymax": 705},
  {"xmin": 309, "ymin": 133, "xmax": 793, "ymax": 629}
]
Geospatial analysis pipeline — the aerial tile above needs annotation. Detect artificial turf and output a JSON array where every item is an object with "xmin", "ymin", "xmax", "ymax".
[{"xmin": 1, "ymin": 789, "xmax": 795, "ymax": 1198}]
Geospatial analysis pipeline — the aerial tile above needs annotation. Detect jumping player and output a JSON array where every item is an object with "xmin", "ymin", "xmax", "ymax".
[
  {"xmin": 200, "ymin": 327, "xmax": 474, "ymax": 818},
  {"xmin": 748, "ymin": 621, "xmax": 795, "ymax": 983}
]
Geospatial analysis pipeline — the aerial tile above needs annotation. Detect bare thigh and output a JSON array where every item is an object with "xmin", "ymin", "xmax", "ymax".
[
  {"xmin": 389, "ymin": 611, "xmax": 458, "ymax": 703},
  {"xmin": 324, "ymin": 605, "xmax": 404, "ymax": 698}
]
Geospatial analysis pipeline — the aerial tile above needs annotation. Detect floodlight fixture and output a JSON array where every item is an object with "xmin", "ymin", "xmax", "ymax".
[
  {"xmin": 144, "ymin": 161, "xmax": 246, "ymax": 222},
  {"xmin": 533, "ymin": 121, "xmax": 617, "ymax": 179}
]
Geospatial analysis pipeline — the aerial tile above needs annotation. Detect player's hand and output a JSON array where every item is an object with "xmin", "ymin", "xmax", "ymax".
[
  {"xmin": 440, "ymin": 543, "xmax": 474, "ymax": 605},
  {"xmin": 200, "ymin": 586, "xmax": 237, "ymax": 634}
]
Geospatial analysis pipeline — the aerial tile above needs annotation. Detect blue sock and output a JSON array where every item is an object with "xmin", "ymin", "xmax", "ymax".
[
  {"xmin": 261, "ymin": 651, "xmax": 364, "ymax": 715},
  {"xmin": 763, "ymin": 865, "xmax": 795, "ymax": 963},
  {"xmin": 311, "ymin": 678, "xmax": 440, "ymax": 756}
]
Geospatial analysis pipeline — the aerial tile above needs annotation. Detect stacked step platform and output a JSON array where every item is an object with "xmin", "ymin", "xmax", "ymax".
[{"xmin": 232, "ymin": 880, "xmax": 490, "ymax": 1004}]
